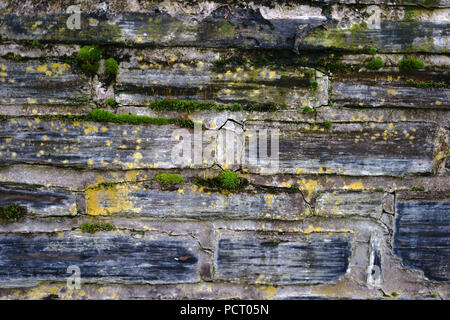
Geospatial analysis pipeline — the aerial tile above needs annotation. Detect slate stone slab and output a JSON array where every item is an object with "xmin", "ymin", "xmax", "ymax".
[
  {"xmin": 0, "ymin": 117, "xmax": 214, "ymax": 170},
  {"xmin": 117, "ymin": 60, "xmax": 319, "ymax": 108},
  {"xmin": 315, "ymin": 190, "xmax": 384, "ymax": 219},
  {"xmin": 86, "ymin": 182, "xmax": 305, "ymax": 219},
  {"xmin": 393, "ymin": 191, "xmax": 450, "ymax": 281},
  {"xmin": 331, "ymin": 76, "xmax": 450, "ymax": 109},
  {"xmin": 244, "ymin": 121, "xmax": 438, "ymax": 176},
  {"xmin": 0, "ymin": 10, "xmax": 288, "ymax": 48},
  {"xmin": 0, "ymin": 59, "xmax": 90, "ymax": 106},
  {"xmin": 300, "ymin": 21, "xmax": 449, "ymax": 53},
  {"xmin": 0, "ymin": 233, "xmax": 199, "ymax": 286},
  {"xmin": 215, "ymin": 232, "xmax": 352, "ymax": 284},
  {"xmin": 0, "ymin": 183, "xmax": 77, "ymax": 217}
]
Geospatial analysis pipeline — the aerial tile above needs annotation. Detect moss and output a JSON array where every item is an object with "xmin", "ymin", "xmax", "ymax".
[
  {"xmin": 155, "ymin": 173, "xmax": 185, "ymax": 185},
  {"xmin": 148, "ymin": 99, "xmax": 228, "ymax": 112},
  {"xmin": 403, "ymin": 7, "xmax": 420, "ymax": 22},
  {"xmin": 195, "ymin": 171, "xmax": 249, "ymax": 191},
  {"xmin": 0, "ymin": 204, "xmax": 26, "ymax": 222},
  {"xmin": 105, "ymin": 98, "xmax": 117, "ymax": 107},
  {"xmin": 320, "ymin": 121, "xmax": 333, "ymax": 130},
  {"xmin": 429, "ymin": 293, "xmax": 438, "ymax": 298},
  {"xmin": 399, "ymin": 58, "xmax": 425, "ymax": 71},
  {"xmin": 405, "ymin": 80, "xmax": 448, "ymax": 89},
  {"xmin": 82, "ymin": 109, "xmax": 196, "ymax": 129},
  {"xmin": 34, "ymin": 109, "xmax": 197, "ymax": 129},
  {"xmin": 310, "ymin": 81, "xmax": 318, "ymax": 93},
  {"xmin": 80, "ymin": 223, "xmax": 116, "ymax": 233},
  {"xmin": 217, "ymin": 22, "xmax": 235, "ymax": 37},
  {"xmin": 375, "ymin": 187, "xmax": 385, "ymax": 193},
  {"xmin": 391, "ymin": 292, "xmax": 399, "ymax": 297},
  {"xmin": 368, "ymin": 48, "xmax": 377, "ymax": 55},
  {"xmin": 26, "ymin": 40, "xmax": 43, "ymax": 48},
  {"xmin": 77, "ymin": 45, "xmax": 102, "ymax": 76},
  {"xmin": 218, "ymin": 170, "xmax": 240, "ymax": 190},
  {"xmin": 230, "ymin": 103, "xmax": 243, "ymax": 111},
  {"xmin": 302, "ymin": 106, "xmax": 315, "ymax": 114},
  {"xmin": 244, "ymin": 103, "xmax": 278, "ymax": 112},
  {"xmin": 104, "ymin": 58, "xmax": 119, "ymax": 77},
  {"xmin": 4, "ymin": 53, "xmax": 25, "ymax": 61},
  {"xmin": 410, "ymin": 186, "xmax": 426, "ymax": 192},
  {"xmin": 366, "ymin": 58, "xmax": 384, "ymax": 70},
  {"xmin": 328, "ymin": 61, "xmax": 356, "ymax": 73}
]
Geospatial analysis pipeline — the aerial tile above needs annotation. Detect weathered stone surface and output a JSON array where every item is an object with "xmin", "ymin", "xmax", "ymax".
[
  {"xmin": 244, "ymin": 121, "xmax": 439, "ymax": 176},
  {"xmin": 331, "ymin": 73, "xmax": 450, "ymax": 109},
  {"xmin": 315, "ymin": 190, "xmax": 384, "ymax": 219},
  {"xmin": 214, "ymin": 231, "xmax": 352, "ymax": 284},
  {"xmin": 0, "ymin": 232, "xmax": 199, "ymax": 287},
  {"xmin": 0, "ymin": 11, "xmax": 290, "ymax": 48},
  {"xmin": 394, "ymin": 191, "xmax": 450, "ymax": 281},
  {"xmin": 0, "ymin": 58, "xmax": 89, "ymax": 106},
  {"xmin": 117, "ymin": 59, "xmax": 322, "ymax": 108},
  {"xmin": 86, "ymin": 182, "xmax": 304, "ymax": 220},
  {"xmin": 0, "ymin": 183, "xmax": 77, "ymax": 217},
  {"xmin": 0, "ymin": 117, "xmax": 214, "ymax": 170},
  {"xmin": 300, "ymin": 21, "xmax": 449, "ymax": 53}
]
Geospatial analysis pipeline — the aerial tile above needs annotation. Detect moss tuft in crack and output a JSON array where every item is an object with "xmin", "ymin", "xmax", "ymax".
[
  {"xmin": 155, "ymin": 173, "xmax": 185, "ymax": 185},
  {"xmin": 80, "ymin": 223, "xmax": 116, "ymax": 233},
  {"xmin": 195, "ymin": 170, "xmax": 249, "ymax": 191},
  {"xmin": 77, "ymin": 45, "xmax": 102, "ymax": 76},
  {"xmin": 0, "ymin": 204, "xmax": 27, "ymax": 222}
]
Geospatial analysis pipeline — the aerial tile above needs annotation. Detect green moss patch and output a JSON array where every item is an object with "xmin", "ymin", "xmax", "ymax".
[
  {"xmin": 195, "ymin": 170, "xmax": 249, "ymax": 191},
  {"xmin": 0, "ymin": 204, "xmax": 26, "ymax": 222},
  {"xmin": 81, "ymin": 109, "xmax": 196, "ymax": 128},
  {"xmin": 405, "ymin": 80, "xmax": 448, "ymax": 89},
  {"xmin": 77, "ymin": 45, "xmax": 102, "ymax": 76},
  {"xmin": 105, "ymin": 98, "xmax": 117, "ymax": 107},
  {"xmin": 80, "ymin": 223, "xmax": 116, "ymax": 233},
  {"xmin": 399, "ymin": 58, "xmax": 425, "ymax": 71},
  {"xmin": 148, "ymin": 99, "xmax": 231, "ymax": 112},
  {"xmin": 366, "ymin": 58, "xmax": 384, "ymax": 70},
  {"xmin": 302, "ymin": 106, "xmax": 315, "ymax": 114},
  {"xmin": 105, "ymin": 57, "xmax": 119, "ymax": 77},
  {"xmin": 155, "ymin": 173, "xmax": 185, "ymax": 185},
  {"xmin": 310, "ymin": 81, "xmax": 318, "ymax": 93}
]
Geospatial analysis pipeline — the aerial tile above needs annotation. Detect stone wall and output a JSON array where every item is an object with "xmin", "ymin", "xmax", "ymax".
[{"xmin": 0, "ymin": 0, "xmax": 448, "ymax": 299}]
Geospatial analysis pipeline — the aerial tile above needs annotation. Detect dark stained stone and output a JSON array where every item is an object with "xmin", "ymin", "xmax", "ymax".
[
  {"xmin": 393, "ymin": 191, "xmax": 450, "ymax": 281},
  {"xmin": 0, "ymin": 233, "xmax": 199, "ymax": 286},
  {"xmin": 244, "ymin": 121, "xmax": 439, "ymax": 176},
  {"xmin": 215, "ymin": 232, "xmax": 351, "ymax": 284},
  {"xmin": 331, "ymin": 75, "xmax": 450, "ymax": 109},
  {"xmin": 0, "ymin": 183, "xmax": 77, "ymax": 216},
  {"xmin": 0, "ymin": 59, "xmax": 90, "ymax": 106}
]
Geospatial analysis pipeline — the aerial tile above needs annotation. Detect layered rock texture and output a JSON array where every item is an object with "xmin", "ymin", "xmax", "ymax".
[{"xmin": 0, "ymin": 0, "xmax": 448, "ymax": 300}]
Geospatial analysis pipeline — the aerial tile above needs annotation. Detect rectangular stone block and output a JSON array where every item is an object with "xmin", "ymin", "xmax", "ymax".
[
  {"xmin": 117, "ymin": 59, "xmax": 321, "ymax": 108},
  {"xmin": 0, "ymin": 233, "xmax": 199, "ymax": 286},
  {"xmin": 0, "ymin": 183, "xmax": 77, "ymax": 217},
  {"xmin": 86, "ymin": 182, "xmax": 305, "ymax": 220},
  {"xmin": 0, "ymin": 11, "xmax": 289, "ymax": 49},
  {"xmin": 214, "ymin": 231, "xmax": 352, "ymax": 284},
  {"xmin": 0, "ymin": 117, "xmax": 214, "ymax": 170},
  {"xmin": 244, "ymin": 121, "xmax": 439, "ymax": 176},
  {"xmin": 331, "ymin": 75, "xmax": 449, "ymax": 109},
  {"xmin": 315, "ymin": 190, "xmax": 384, "ymax": 219},
  {"xmin": 300, "ymin": 21, "xmax": 449, "ymax": 53},
  {"xmin": 0, "ymin": 58, "xmax": 89, "ymax": 106},
  {"xmin": 393, "ymin": 191, "xmax": 450, "ymax": 281}
]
